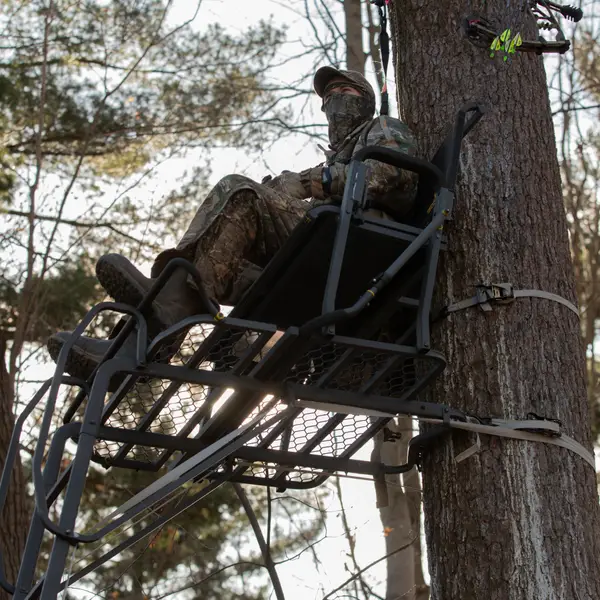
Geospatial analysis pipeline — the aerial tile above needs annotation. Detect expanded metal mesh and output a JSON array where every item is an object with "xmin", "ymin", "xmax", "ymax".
[{"xmin": 61, "ymin": 318, "xmax": 440, "ymax": 486}]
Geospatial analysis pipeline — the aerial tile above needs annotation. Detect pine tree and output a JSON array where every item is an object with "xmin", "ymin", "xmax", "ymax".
[
  {"xmin": 389, "ymin": 1, "xmax": 600, "ymax": 597},
  {"xmin": 0, "ymin": 1, "xmax": 296, "ymax": 594}
]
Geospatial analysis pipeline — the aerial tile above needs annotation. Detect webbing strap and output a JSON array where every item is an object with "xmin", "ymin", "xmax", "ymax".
[
  {"xmin": 372, "ymin": 0, "xmax": 390, "ymax": 116},
  {"xmin": 421, "ymin": 417, "xmax": 595, "ymax": 469},
  {"xmin": 444, "ymin": 282, "xmax": 579, "ymax": 317}
]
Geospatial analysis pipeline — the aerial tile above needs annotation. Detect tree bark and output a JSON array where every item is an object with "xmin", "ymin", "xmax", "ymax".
[
  {"xmin": 389, "ymin": 1, "xmax": 600, "ymax": 598},
  {"xmin": 344, "ymin": 0, "xmax": 365, "ymax": 73},
  {"xmin": 0, "ymin": 339, "xmax": 28, "ymax": 599}
]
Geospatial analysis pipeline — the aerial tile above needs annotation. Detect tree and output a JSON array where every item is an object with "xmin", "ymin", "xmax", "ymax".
[
  {"xmin": 389, "ymin": 1, "xmax": 600, "ymax": 597},
  {"xmin": 372, "ymin": 419, "xmax": 429, "ymax": 600},
  {"xmin": 553, "ymin": 18, "xmax": 600, "ymax": 432},
  {"xmin": 0, "ymin": 0, "xmax": 293, "ymax": 594},
  {"xmin": 60, "ymin": 469, "xmax": 326, "ymax": 599},
  {"xmin": 309, "ymin": 1, "xmax": 431, "ymax": 595}
]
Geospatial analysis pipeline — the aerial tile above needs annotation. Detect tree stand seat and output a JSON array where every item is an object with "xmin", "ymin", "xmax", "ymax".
[{"xmin": 0, "ymin": 104, "xmax": 483, "ymax": 600}]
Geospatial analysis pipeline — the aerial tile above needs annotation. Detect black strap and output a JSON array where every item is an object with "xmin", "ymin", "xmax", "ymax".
[{"xmin": 371, "ymin": 0, "xmax": 390, "ymax": 116}]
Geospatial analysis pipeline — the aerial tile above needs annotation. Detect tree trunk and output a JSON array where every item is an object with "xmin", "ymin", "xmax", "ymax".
[
  {"xmin": 343, "ymin": 0, "xmax": 365, "ymax": 73},
  {"xmin": 389, "ymin": 1, "xmax": 600, "ymax": 598},
  {"xmin": 372, "ymin": 419, "xmax": 429, "ymax": 600},
  {"xmin": 402, "ymin": 448, "xmax": 429, "ymax": 600},
  {"xmin": 0, "ymin": 340, "xmax": 28, "ymax": 599}
]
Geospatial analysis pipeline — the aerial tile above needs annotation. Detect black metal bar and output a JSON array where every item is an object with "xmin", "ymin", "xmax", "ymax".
[
  {"xmin": 445, "ymin": 103, "xmax": 484, "ymax": 190},
  {"xmin": 0, "ymin": 381, "xmax": 52, "ymax": 594},
  {"xmin": 58, "ymin": 341, "xmax": 451, "ymax": 430},
  {"xmin": 359, "ymin": 215, "xmax": 424, "ymax": 237},
  {"xmin": 24, "ymin": 480, "xmax": 225, "ymax": 600},
  {"xmin": 232, "ymin": 447, "xmax": 399, "ymax": 476},
  {"xmin": 85, "ymin": 360, "xmax": 454, "ymax": 454},
  {"xmin": 416, "ymin": 189, "xmax": 454, "ymax": 351},
  {"xmin": 322, "ymin": 161, "xmax": 368, "ymax": 329},
  {"xmin": 112, "ymin": 358, "xmax": 444, "ymax": 418},
  {"xmin": 0, "ymin": 377, "xmax": 86, "ymax": 595},
  {"xmin": 14, "ymin": 423, "xmax": 81, "ymax": 600},
  {"xmin": 97, "ymin": 425, "xmax": 209, "ymax": 453},
  {"xmin": 352, "ymin": 146, "xmax": 445, "ymax": 188},
  {"xmin": 298, "ymin": 209, "xmax": 448, "ymax": 335},
  {"xmin": 40, "ymin": 360, "xmax": 128, "ymax": 600}
]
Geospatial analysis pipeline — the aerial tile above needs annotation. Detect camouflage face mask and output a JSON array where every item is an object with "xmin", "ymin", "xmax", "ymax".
[{"xmin": 323, "ymin": 92, "xmax": 373, "ymax": 149}]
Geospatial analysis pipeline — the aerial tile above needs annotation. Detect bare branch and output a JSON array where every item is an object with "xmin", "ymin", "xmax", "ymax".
[{"xmin": 322, "ymin": 538, "xmax": 418, "ymax": 600}]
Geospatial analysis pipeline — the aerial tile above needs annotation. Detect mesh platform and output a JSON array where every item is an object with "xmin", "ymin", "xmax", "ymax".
[{"xmin": 64, "ymin": 316, "xmax": 444, "ymax": 489}]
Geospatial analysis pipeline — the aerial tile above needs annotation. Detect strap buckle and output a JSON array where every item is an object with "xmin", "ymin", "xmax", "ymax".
[{"xmin": 476, "ymin": 282, "xmax": 514, "ymax": 311}]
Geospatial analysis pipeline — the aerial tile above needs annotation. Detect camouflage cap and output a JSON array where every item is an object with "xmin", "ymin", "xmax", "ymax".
[{"xmin": 313, "ymin": 66, "xmax": 376, "ymax": 111}]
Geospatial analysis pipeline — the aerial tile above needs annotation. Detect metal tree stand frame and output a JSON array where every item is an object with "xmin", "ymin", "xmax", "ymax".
[{"xmin": 0, "ymin": 104, "xmax": 484, "ymax": 599}]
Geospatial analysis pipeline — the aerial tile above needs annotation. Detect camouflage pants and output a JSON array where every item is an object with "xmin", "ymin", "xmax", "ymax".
[{"xmin": 151, "ymin": 175, "xmax": 309, "ymax": 305}]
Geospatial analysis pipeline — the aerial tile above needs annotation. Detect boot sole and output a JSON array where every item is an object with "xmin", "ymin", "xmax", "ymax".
[
  {"xmin": 97, "ymin": 257, "xmax": 149, "ymax": 310},
  {"xmin": 96, "ymin": 257, "xmax": 168, "ymax": 339},
  {"xmin": 97, "ymin": 255, "xmax": 210, "ymax": 365},
  {"xmin": 47, "ymin": 336, "xmax": 124, "ymax": 393}
]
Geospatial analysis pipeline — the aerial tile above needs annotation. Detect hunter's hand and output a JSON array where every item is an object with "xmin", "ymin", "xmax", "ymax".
[{"xmin": 263, "ymin": 170, "xmax": 310, "ymax": 200}]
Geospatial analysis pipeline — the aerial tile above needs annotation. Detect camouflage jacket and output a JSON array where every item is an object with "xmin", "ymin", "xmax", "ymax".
[{"xmin": 300, "ymin": 115, "xmax": 418, "ymax": 219}]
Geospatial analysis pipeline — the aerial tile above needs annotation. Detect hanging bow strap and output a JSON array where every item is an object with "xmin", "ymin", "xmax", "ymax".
[{"xmin": 371, "ymin": 0, "xmax": 390, "ymax": 116}]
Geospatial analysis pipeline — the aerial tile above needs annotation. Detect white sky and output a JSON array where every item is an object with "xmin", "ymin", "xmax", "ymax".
[
  {"xmin": 16, "ymin": 1, "xmax": 598, "ymax": 598},
  {"xmin": 129, "ymin": 1, "xmax": 398, "ymax": 594},
  {"xmin": 18, "ymin": 1, "xmax": 398, "ymax": 598}
]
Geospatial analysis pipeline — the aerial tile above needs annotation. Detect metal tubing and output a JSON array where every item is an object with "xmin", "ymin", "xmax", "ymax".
[
  {"xmin": 24, "ymin": 480, "xmax": 225, "ymax": 600},
  {"xmin": 40, "ymin": 360, "xmax": 129, "ymax": 600},
  {"xmin": 352, "ymin": 146, "xmax": 446, "ymax": 188},
  {"xmin": 0, "ymin": 378, "xmax": 86, "ymax": 595},
  {"xmin": 299, "ymin": 209, "xmax": 448, "ymax": 335},
  {"xmin": 14, "ymin": 423, "xmax": 81, "ymax": 600},
  {"xmin": 416, "ymin": 189, "xmax": 454, "ymax": 351},
  {"xmin": 322, "ymin": 161, "xmax": 367, "ymax": 325},
  {"xmin": 33, "ymin": 303, "xmax": 146, "ymax": 512},
  {"xmin": 445, "ymin": 103, "xmax": 485, "ymax": 190},
  {"xmin": 233, "ymin": 446, "xmax": 410, "ymax": 475},
  {"xmin": 96, "ymin": 354, "xmax": 443, "ymax": 416},
  {"xmin": 0, "ymin": 381, "xmax": 53, "ymax": 594}
]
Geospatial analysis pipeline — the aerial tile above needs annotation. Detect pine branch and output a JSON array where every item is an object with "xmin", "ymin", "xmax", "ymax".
[{"xmin": 1, "ymin": 209, "xmax": 157, "ymax": 247}]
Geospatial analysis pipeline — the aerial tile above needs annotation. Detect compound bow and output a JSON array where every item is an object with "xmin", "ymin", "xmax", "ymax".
[{"xmin": 464, "ymin": 0, "xmax": 583, "ymax": 58}]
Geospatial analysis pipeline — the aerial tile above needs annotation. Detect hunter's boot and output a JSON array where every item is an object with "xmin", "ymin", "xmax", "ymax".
[
  {"xmin": 95, "ymin": 253, "xmax": 208, "ymax": 339},
  {"xmin": 47, "ymin": 330, "xmax": 140, "ymax": 392},
  {"xmin": 46, "ymin": 254, "xmax": 211, "ymax": 389}
]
